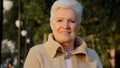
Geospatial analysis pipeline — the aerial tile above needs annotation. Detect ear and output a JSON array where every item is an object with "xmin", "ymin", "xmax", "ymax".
[
  {"xmin": 77, "ymin": 24, "xmax": 80, "ymax": 32},
  {"xmin": 50, "ymin": 21, "xmax": 53, "ymax": 30}
]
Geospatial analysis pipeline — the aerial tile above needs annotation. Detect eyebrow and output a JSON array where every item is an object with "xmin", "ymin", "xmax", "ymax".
[{"xmin": 55, "ymin": 17, "xmax": 76, "ymax": 20}]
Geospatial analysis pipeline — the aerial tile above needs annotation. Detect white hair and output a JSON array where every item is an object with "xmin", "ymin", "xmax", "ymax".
[{"xmin": 50, "ymin": 0, "xmax": 83, "ymax": 23}]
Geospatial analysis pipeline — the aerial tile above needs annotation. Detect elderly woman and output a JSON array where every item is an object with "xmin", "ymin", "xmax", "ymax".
[{"xmin": 24, "ymin": 0, "xmax": 103, "ymax": 68}]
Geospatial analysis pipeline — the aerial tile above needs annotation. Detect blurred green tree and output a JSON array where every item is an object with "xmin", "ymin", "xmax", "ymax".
[{"xmin": 2, "ymin": 0, "xmax": 120, "ymax": 68}]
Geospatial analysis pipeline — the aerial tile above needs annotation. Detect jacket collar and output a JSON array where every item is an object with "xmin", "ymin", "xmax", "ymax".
[
  {"xmin": 45, "ymin": 34, "xmax": 88, "ymax": 60},
  {"xmin": 45, "ymin": 34, "xmax": 64, "ymax": 58},
  {"xmin": 73, "ymin": 36, "xmax": 87, "ymax": 55}
]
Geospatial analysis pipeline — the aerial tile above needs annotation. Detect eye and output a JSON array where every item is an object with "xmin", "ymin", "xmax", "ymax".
[
  {"xmin": 70, "ymin": 20, "xmax": 76, "ymax": 23},
  {"xmin": 57, "ymin": 19, "xmax": 62, "ymax": 22}
]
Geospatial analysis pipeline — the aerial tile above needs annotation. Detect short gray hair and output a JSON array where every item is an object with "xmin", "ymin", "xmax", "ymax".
[{"xmin": 50, "ymin": 0, "xmax": 83, "ymax": 23}]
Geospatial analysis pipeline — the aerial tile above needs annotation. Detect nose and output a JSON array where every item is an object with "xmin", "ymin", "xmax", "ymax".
[{"xmin": 62, "ymin": 21, "xmax": 70, "ymax": 29}]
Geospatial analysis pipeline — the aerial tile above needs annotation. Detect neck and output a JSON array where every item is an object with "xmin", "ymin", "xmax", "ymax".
[{"xmin": 61, "ymin": 42, "xmax": 74, "ymax": 51}]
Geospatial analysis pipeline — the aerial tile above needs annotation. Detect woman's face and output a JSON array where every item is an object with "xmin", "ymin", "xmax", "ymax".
[{"xmin": 50, "ymin": 8, "xmax": 80, "ymax": 44}]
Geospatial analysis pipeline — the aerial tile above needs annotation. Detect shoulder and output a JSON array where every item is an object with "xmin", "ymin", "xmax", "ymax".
[
  {"xmin": 86, "ymin": 48, "xmax": 101, "ymax": 61},
  {"xmin": 87, "ymin": 48, "xmax": 99, "ymax": 56},
  {"xmin": 30, "ymin": 44, "xmax": 44, "ymax": 50},
  {"xmin": 86, "ymin": 48, "xmax": 103, "ymax": 68},
  {"xmin": 25, "ymin": 43, "xmax": 46, "ymax": 61},
  {"xmin": 28, "ymin": 44, "xmax": 45, "ymax": 55},
  {"xmin": 24, "ymin": 44, "xmax": 45, "ymax": 68}
]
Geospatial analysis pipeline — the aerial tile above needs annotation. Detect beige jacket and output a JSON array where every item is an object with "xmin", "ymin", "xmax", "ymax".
[{"xmin": 24, "ymin": 34, "xmax": 103, "ymax": 68}]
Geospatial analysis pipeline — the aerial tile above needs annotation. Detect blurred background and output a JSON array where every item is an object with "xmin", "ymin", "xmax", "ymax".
[{"xmin": 1, "ymin": 0, "xmax": 120, "ymax": 68}]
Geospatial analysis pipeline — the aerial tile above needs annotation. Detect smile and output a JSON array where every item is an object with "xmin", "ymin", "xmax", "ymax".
[{"xmin": 61, "ymin": 31, "xmax": 71, "ymax": 35}]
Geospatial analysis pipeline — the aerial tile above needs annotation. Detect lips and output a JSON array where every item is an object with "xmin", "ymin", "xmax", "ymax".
[{"xmin": 61, "ymin": 31, "xmax": 71, "ymax": 35}]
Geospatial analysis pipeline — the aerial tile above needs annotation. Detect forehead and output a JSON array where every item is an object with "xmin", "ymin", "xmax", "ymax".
[{"xmin": 54, "ymin": 8, "xmax": 77, "ymax": 19}]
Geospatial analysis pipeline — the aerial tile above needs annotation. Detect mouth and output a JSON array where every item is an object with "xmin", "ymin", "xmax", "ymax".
[{"xmin": 61, "ymin": 31, "xmax": 71, "ymax": 35}]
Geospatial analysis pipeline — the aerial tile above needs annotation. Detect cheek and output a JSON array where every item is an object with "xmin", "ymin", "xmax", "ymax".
[
  {"xmin": 72, "ymin": 25, "xmax": 79, "ymax": 32},
  {"xmin": 52, "ymin": 23, "xmax": 60, "ymax": 31},
  {"xmin": 51, "ymin": 21, "xmax": 56, "ymax": 30},
  {"xmin": 76, "ymin": 25, "xmax": 80, "ymax": 32}
]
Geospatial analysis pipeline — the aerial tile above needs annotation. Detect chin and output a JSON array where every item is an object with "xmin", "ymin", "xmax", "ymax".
[{"xmin": 59, "ymin": 38, "xmax": 72, "ymax": 43}]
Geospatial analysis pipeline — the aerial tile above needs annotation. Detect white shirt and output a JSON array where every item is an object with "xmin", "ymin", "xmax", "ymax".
[
  {"xmin": 65, "ymin": 51, "xmax": 72, "ymax": 68},
  {"xmin": 65, "ymin": 58, "xmax": 72, "ymax": 68}
]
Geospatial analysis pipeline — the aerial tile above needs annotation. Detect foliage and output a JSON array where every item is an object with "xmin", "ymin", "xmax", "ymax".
[
  {"xmin": 1, "ymin": 39, "xmax": 15, "ymax": 60},
  {"xmin": 79, "ymin": 0, "xmax": 120, "ymax": 67},
  {"xmin": 2, "ymin": 0, "xmax": 120, "ymax": 68}
]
